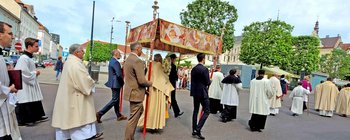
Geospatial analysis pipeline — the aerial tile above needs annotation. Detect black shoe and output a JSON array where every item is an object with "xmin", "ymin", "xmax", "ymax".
[
  {"xmin": 292, "ymin": 113, "xmax": 297, "ymax": 116},
  {"xmin": 38, "ymin": 116, "xmax": 49, "ymax": 123},
  {"xmin": 192, "ymin": 131, "xmax": 205, "ymax": 139},
  {"xmin": 269, "ymin": 113, "xmax": 275, "ymax": 116},
  {"xmin": 25, "ymin": 122, "xmax": 36, "ymax": 127},
  {"xmin": 175, "ymin": 112, "xmax": 184, "ymax": 118}
]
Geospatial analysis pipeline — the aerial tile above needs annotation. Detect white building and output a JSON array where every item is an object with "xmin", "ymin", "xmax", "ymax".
[
  {"xmin": 219, "ymin": 36, "xmax": 243, "ymax": 64},
  {"xmin": 49, "ymin": 41, "xmax": 58, "ymax": 59},
  {"xmin": 18, "ymin": 3, "xmax": 39, "ymax": 51},
  {"xmin": 37, "ymin": 23, "xmax": 51, "ymax": 56},
  {"xmin": 0, "ymin": 0, "xmax": 21, "ymax": 53}
]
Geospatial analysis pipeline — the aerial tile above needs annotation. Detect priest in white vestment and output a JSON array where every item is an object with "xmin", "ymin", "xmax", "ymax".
[
  {"xmin": 52, "ymin": 44, "xmax": 101, "ymax": 140},
  {"xmin": 248, "ymin": 70, "xmax": 273, "ymax": 132},
  {"xmin": 335, "ymin": 83, "xmax": 350, "ymax": 117},
  {"xmin": 289, "ymin": 82, "xmax": 310, "ymax": 116},
  {"xmin": 269, "ymin": 74, "xmax": 283, "ymax": 116},
  {"xmin": 137, "ymin": 54, "xmax": 174, "ymax": 130},
  {"xmin": 208, "ymin": 66, "xmax": 224, "ymax": 114},
  {"xmin": 220, "ymin": 69, "xmax": 242, "ymax": 122},
  {"xmin": 318, "ymin": 78, "xmax": 339, "ymax": 117},
  {"xmin": 14, "ymin": 38, "xmax": 48, "ymax": 126},
  {"xmin": 0, "ymin": 21, "xmax": 22, "ymax": 140}
]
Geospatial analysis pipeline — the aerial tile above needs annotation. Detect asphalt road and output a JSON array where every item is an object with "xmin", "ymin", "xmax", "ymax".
[{"xmin": 18, "ymin": 83, "xmax": 350, "ymax": 140}]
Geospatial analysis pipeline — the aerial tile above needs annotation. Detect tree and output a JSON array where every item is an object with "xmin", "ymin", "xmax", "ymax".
[
  {"xmin": 180, "ymin": 0, "xmax": 238, "ymax": 53},
  {"xmin": 84, "ymin": 41, "xmax": 118, "ymax": 62},
  {"xmin": 291, "ymin": 36, "xmax": 320, "ymax": 74},
  {"xmin": 320, "ymin": 49, "xmax": 350, "ymax": 79},
  {"xmin": 239, "ymin": 19, "xmax": 294, "ymax": 69}
]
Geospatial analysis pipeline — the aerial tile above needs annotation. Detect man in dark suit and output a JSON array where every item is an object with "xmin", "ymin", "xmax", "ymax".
[
  {"xmin": 96, "ymin": 49, "xmax": 127, "ymax": 123},
  {"xmin": 191, "ymin": 53, "xmax": 211, "ymax": 139},
  {"xmin": 169, "ymin": 54, "xmax": 183, "ymax": 117},
  {"xmin": 123, "ymin": 43, "xmax": 152, "ymax": 140}
]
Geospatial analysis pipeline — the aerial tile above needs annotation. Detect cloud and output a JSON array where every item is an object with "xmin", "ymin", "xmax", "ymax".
[{"xmin": 22, "ymin": 0, "xmax": 350, "ymax": 48}]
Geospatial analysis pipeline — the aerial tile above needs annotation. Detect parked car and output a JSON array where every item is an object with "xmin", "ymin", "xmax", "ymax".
[
  {"xmin": 9, "ymin": 55, "xmax": 20, "ymax": 66},
  {"xmin": 3, "ymin": 57, "xmax": 13, "ymax": 64},
  {"xmin": 35, "ymin": 61, "xmax": 46, "ymax": 68}
]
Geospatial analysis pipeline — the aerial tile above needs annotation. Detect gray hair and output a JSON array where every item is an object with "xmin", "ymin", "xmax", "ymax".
[
  {"xmin": 130, "ymin": 43, "xmax": 140, "ymax": 50},
  {"xmin": 69, "ymin": 44, "xmax": 82, "ymax": 54},
  {"xmin": 111, "ymin": 49, "xmax": 120, "ymax": 55}
]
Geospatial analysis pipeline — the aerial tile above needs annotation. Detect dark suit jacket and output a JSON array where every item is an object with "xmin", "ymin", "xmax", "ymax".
[
  {"xmin": 169, "ymin": 63, "xmax": 178, "ymax": 82},
  {"xmin": 105, "ymin": 57, "xmax": 124, "ymax": 88},
  {"xmin": 190, "ymin": 64, "xmax": 211, "ymax": 98},
  {"xmin": 123, "ymin": 54, "xmax": 152, "ymax": 102}
]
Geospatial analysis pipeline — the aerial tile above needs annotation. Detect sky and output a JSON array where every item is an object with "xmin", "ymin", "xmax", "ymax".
[{"xmin": 23, "ymin": 0, "xmax": 350, "ymax": 49}]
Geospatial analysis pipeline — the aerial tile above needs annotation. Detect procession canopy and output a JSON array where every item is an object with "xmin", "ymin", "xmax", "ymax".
[{"xmin": 127, "ymin": 18, "xmax": 222, "ymax": 55}]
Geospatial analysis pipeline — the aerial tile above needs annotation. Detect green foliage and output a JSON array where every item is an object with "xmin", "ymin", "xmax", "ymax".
[
  {"xmin": 291, "ymin": 36, "xmax": 320, "ymax": 74},
  {"xmin": 180, "ymin": 0, "xmax": 238, "ymax": 53},
  {"xmin": 320, "ymin": 49, "xmax": 350, "ymax": 79},
  {"xmin": 84, "ymin": 41, "xmax": 118, "ymax": 62},
  {"xmin": 180, "ymin": 60, "xmax": 192, "ymax": 68},
  {"xmin": 240, "ymin": 19, "xmax": 294, "ymax": 69}
]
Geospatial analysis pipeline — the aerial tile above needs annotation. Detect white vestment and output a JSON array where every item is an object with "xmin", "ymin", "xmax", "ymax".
[
  {"xmin": 208, "ymin": 72, "xmax": 224, "ymax": 100},
  {"xmin": 289, "ymin": 86, "xmax": 310, "ymax": 114},
  {"xmin": 221, "ymin": 83, "xmax": 242, "ymax": 106},
  {"xmin": 249, "ymin": 78, "xmax": 274, "ymax": 115},
  {"xmin": 269, "ymin": 76, "xmax": 282, "ymax": 114},
  {"xmin": 14, "ymin": 54, "xmax": 43, "ymax": 103},
  {"xmin": 0, "ymin": 55, "xmax": 22, "ymax": 139}
]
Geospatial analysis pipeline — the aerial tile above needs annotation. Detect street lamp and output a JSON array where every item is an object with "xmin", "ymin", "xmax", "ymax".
[{"xmin": 110, "ymin": 17, "xmax": 121, "ymax": 49}]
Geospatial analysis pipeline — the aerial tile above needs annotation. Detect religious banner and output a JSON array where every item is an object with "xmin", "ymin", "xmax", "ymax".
[
  {"xmin": 127, "ymin": 18, "xmax": 222, "ymax": 55},
  {"xmin": 159, "ymin": 19, "xmax": 222, "ymax": 55},
  {"xmin": 127, "ymin": 20, "xmax": 157, "ymax": 44}
]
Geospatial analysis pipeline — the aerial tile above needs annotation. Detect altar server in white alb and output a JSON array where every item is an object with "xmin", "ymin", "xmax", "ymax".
[
  {"xmin": 15, "ymin": 37, "xmax": 48, "ymax": 126},
  {"xmin": 220, "ymin": 69, "xmax": 242, "ymax": 122},
  {"xmin": 289, "ymin": 82, "xmax": 310, "ymax": 116},
  {"xmin": 0, "ymin": 21, "xmax": 22, "ymax": 140},
  {"xmin": 52, "ymin": 44, "xmax": 102, "ymax": 140},
  {"xmin": 208, "ymin": 65, "xmax": 224, "ymax": 114},
  {"xmin": 269, "ymin": 73, "xmax": 283, "ymax": 116},
  {"xmin": 248, "ymin": 70, "xmax": 273, "ymax": 132}
]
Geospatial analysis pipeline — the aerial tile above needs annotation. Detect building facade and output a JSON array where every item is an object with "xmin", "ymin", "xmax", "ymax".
[{"xmin": 0, "ymin": 0, "xmax": 21, "ymax": 53}]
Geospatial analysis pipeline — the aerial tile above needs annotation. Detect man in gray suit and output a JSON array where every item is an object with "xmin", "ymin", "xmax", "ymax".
[
  {"xmin": 124, "ymin": 43, "xmax": 152, "ymax": 140},
  {"xmin": 96, "ymin": 49, "xmax": 127, "ymax": 123}
]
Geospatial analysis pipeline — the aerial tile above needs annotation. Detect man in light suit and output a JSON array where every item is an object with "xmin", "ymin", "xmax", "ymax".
[
  {"xmin": 191, "ymin": 53, "xmax": 211, "ymax": 139},
  {"xmin": 96, "ymin": 49, "xmax": 127, "ymax": 123},
  {"xmin": 124, "ymin": 43, "xmax": 152, "ymax": 140}
]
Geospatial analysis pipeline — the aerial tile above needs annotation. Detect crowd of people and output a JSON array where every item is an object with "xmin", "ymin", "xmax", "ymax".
[{"xmin": 1, "ymin": 21, "xmax": 350, "ymax": 140}]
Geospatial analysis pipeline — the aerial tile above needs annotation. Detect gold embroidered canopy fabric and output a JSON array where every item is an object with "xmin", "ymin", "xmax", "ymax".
[{"xmin": 127, "ymin": 18, "xmax": 222, "ymax": 55}]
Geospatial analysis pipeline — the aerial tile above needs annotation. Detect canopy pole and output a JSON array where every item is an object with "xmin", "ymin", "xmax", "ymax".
[
  {"xmin": 143, "ymin": 1, "xmax": 159, "ymax": 137},
  {"xmin": 120, "ymin": 21, "xmax": 130, "ymax": 113},
  {"xmin": 210, "ymin": 25, "xmax": 225, "ymax": 78}
]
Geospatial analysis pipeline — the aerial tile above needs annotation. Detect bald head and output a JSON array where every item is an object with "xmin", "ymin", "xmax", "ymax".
[{"xmin": 112, "ymin": 49, "xmax": 121, "ymax": 59}]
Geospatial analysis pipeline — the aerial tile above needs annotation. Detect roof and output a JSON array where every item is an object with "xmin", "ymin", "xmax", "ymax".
[
  {"xmin": 320, "ymin": 36, "xmax": 341, "ymax": 48},
  {"xmin": 81, "ymin": 40, "xmax": 138, "ymax": 55},
  {"xmin": 341, "ymin": 43, "xmax": 350, "ymax": 50}
]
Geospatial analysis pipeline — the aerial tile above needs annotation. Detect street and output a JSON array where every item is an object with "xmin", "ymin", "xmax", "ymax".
[{"xmin": 17, "ymin": 68, "xmax": 350, "ymax": 140}]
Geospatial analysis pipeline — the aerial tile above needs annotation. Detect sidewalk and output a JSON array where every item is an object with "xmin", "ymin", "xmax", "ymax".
[{"xmin": 37, "ymin": 66, "xmax": 109, "ymax": 89}]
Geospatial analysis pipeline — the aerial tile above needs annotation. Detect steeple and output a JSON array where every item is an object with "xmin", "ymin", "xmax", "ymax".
[{"xmin": 314, "ymin": 20, "xmax": 319, "ymax": 35}]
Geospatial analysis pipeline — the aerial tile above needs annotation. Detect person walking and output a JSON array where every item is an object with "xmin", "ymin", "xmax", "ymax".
[
  {"xmin": 123, "ymin": 43, "xmax": 152, "ymax": 140},
  {"xmin": 191, "ymin": 53, "xmax": 211, "ymax": 139},
  {"xmin": 0, "ymin": 21, "xmax": 22, "ymax": 140},
  {"xmin": 55, "ymin": 56, "xmax": 63, "ymax": 80},
  {"xmin": 248, "ymin": 70, "xmax": 273, "ymax": 132},
  {"xmin": 96, "ymin": 49, "xmax": 127, "ymax": 123}
]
